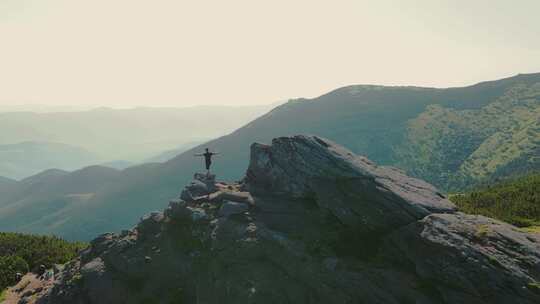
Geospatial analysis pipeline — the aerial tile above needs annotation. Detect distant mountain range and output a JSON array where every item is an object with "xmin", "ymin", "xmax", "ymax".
[
  {"xmin": 0, "ymin": 176, "xmax": 17, "ymax": 193},
  {"xmin": 142, "ymin": 140, "xmax": 206, "ymax": 163},
  {"xmin": 0, "ymin": 141, "xmax": 100, "ymax": 180},
  {"xmin": 0, "ymin": 105, "xmax": 96, "ymax": 113},
  {"xmin": 0, "ymin": 104, "xmax": 274, "ymax": 179},
  {"xmin": 0, "ymin": 73, "xmax": 538, "ymax": 240}
]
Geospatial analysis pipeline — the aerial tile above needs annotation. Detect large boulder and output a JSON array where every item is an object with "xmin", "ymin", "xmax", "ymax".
[
  {"xmin": 218, "ymin": 201, "xmax": 249, "ymax": 218},
  {"xmin": 180, "ymin": 173, "xmax": 218, "ymax": 201},
  {"xmin": 79, "ymin": 258, "xmax": 116, "ymax": 304},
  {"xmin": 246, "ymin": 135, "xmax": 456, "ymax": 232},
  {"xmin": 137, "ymin": 211, "xmax": 164, "ymax": 235},
  {"xmin": 384, "ymin": 213, "xmax": 540, "ymax": 304}
]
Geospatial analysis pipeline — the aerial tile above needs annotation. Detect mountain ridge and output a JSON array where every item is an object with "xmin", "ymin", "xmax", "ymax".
[
  {"xmin": 0, "ymin": 104, "xmax": 275, "ymax": 165},
  {"xmin": 0, "ymin": 73, "xmax": 538, "ymax": 240},
  {"xmin": 0, "ymin": 141, "xmax": 100, "ymax": 180}
]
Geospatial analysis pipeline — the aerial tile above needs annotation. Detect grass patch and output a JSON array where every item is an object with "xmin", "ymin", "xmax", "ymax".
[
  {"xmin": 519, "ymin": 226, "xmax": 540, "ymax": 234},
  {"xmin": 0, "ymin": 288, "xmax": 6, "ymax": 302},
  {"xmin": 527, "ymin": 281, "xmax": 540, "ymax": 293},
  {"xmin": 475, "ymin": 224, "xmax": 491, "ymax": 238}
]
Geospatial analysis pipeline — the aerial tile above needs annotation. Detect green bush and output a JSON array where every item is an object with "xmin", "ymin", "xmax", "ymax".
[
  {"xmin": 450, "ymin": 173, "xmax": 540, "ymax": 227},
  {"xmin": 0, "ymin": 255, "xmax": 29, "ymax": 290},
  {"xmin": 0, "ymin": 232, "xmax": 87, "ymax": 290},
  {"xmin": 0, "ymin": 232, "xmax": 86, "ymax": 271}
]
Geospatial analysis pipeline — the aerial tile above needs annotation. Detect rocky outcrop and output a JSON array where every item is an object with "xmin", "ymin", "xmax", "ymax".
[
  {"xmin": 180, "ymin": 173, "xmax": 217, "ymax": 202},
  {"xmin": 246, "ymin": 135, "xmax": 456, "ymax": 233},
  {"xmin": 36, "ymin": 135, "xmax": 540, "ymax": 304},
  {"xmin": 384, "ymin": 213, "xmax": 540, "ymax": 303}
]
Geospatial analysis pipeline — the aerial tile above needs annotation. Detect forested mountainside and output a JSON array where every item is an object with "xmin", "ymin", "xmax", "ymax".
[
  {"xmin": 451, "ymin": 173, "xmax": 540, "ymax": 229},
  {"xmin": 398, "ymin": 84, "xmax": 539, "ymax": 189}
]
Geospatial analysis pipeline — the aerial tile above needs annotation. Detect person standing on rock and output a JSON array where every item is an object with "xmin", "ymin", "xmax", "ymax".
[{"xmin": 194, "ymin": 148, "xmax": 219, "ymax": 175}]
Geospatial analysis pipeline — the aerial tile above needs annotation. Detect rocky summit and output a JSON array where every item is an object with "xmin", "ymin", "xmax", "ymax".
[{"xmin": 32, "ymin": 135, "xmax": 540, "ymax": 304}]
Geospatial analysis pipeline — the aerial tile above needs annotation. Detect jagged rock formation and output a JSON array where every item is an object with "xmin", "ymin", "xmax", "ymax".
[
  {"xmin": 35, "ymin": 136, "xmax": 540, "ymax": 304},
  {"xmin": 246, "ymin": 136, "xmax": 456, "ymax": 233}
]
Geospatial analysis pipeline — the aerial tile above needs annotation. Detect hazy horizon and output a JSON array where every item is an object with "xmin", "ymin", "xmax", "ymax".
[
  {"xmin": 0, "ymin": 102, "xmax": 281, "ymax": 113},
  {"xmin": 1, "ymin": 0, "xmax": 539, "ymax": 107}
]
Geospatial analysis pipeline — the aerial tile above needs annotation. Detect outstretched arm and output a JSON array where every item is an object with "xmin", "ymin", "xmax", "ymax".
[{"xmin": 194, "ymin": 153, "xmax": 203, "ymax": 156}]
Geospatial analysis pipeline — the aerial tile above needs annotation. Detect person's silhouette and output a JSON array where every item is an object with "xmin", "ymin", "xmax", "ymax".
[{"xmin": 194, "ymin": 148, "xmax": 219, "ymax": 174}]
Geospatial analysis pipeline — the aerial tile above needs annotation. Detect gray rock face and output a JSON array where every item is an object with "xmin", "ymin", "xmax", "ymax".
[
  {"xmin": 218, "ymin": 201, "xmax": 249, "ymax": 218},
  {"xmin": 246, "ymin": 135, "xmax": 456, "ymax": 232},
  {"xmin": 180, "ymin": 173, "xmax": 218, "ymax": 201},
  {"xmin": 137, "ymin": 211, "xmax": 164, "ymax": 235},
  {"xmin": 384, "ymin": 213, "xmax": 540, "ymax": 304},
  {"xmin": 79, "ymin": 259, "xmax": 121, "ymax": 303},
  {"xmin": 165, "ymin": 201, "xmax": 208, "ymax": 222},
  {"xmin": 37, "ymin": 136, "xmax": 540, "ymax": 304}
]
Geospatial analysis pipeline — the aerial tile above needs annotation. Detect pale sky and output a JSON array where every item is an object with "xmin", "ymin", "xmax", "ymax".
[{"xmin": 1, "ymin": 0, "xmax": 539, "ymax": 107}]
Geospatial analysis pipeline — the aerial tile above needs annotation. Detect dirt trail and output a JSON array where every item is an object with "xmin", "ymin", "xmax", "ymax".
[{"xmin": 2, "ymin": 273, "xmax": 54, "ymax": 304}]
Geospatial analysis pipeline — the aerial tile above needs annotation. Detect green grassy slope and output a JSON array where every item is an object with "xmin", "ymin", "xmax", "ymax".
[
  {"xmin": 450, "ymin": 173, "xmax": 540, "ymax": 228},
  {"xmin": 0, "ymin": 166, "xmax": 123, "ymax": 237}
]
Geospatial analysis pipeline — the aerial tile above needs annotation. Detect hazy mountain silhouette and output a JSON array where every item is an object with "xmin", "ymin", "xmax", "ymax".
[
  {"xmin": 0, "ymin": 104, "xmax": 275, "ymax": 167},
  {"xmin": 0, "ymin": 73, "xmax": 538, "ymax": 240},
  {"xmin": 0, "ymin": 142, "xmax": 100, "ymax": 180},
  {"xmin": 99, "ymin": 160, "xmax": 136, "ymax": 170},
  {"xmin": 143, "ymin": 140, "xmax": 207, "ymax": 163},
  {"xmin": 0, "ymin": 176, "xmax": 17, "ymax": 193}
]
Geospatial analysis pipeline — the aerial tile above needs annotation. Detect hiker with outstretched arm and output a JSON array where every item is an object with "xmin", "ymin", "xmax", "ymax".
[{"xmin": 194, "ymin": 148, "xmax": 219, "ymax": 174}]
